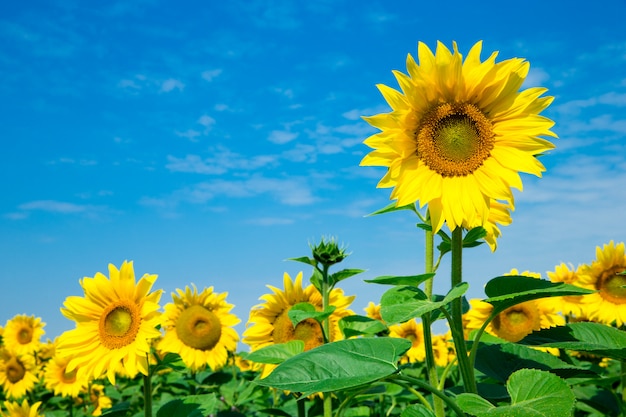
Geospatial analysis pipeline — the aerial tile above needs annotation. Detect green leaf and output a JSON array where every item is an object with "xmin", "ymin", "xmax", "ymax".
[
  {"xmin": 484, "ymin": 275, "xmax": 594, "ymax": 312},
  {"xmin": 475, "ymin": 342, "xmax": 598, "ymax": 383},
  {"xmin": 457, "ymin": 369, "xmax": 575, "ymax": 417},
  {"xmin": 287, "ymin": 256, "xmax": 317, "ymax": 266},
  {"xmin": 400, "ymin": 404, "xmax": 437, "ymax": 417},
  {"xmin": 339, "ymin": 315, "xmax": 387, "ymax": 338},
  {"xmin": 521, "ymin": 322, "xmax": 626, "ymax": 360},
  {"xmin": 288, "ymin": 303, "xmax": 335, "ymax": 327},
  {"xmin": 309, "ymin": 266, "xmax": 323, "ymax": 293},
  {"xmin": 380, "ymin": 283, "xmax": 468, "ymax": 324},
  {"xmin": 416, "ymin": 223, "xmax": 432, "ymax": 232},
  {"xmin": 366, "ymin": 202, "xmax": 417, "ymax": 216},
  {"xmin": 364, "ymin": 273, "xmax": 435, "ymax": 286},
  {"xmin": 156, "ymin": 399, "xmax": 203, "ymax": 417},
  {"xmin": 330, "ymin": 268, "xmax": 365, "ymax": 285},
  {"xmin": 255, "ymin": 338, "xmax": 411, "ymax": 396},
  {"xmin": 463, "ymin": 226, "xmax": 487, "ymax": 244},
  {"xmin": 245, "ymin": 340, "xmax": 305, "ymax": 364}
]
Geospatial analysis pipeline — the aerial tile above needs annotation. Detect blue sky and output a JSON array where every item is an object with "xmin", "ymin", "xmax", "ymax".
[{"xmin": 2, "ymin": 0, "xmax": 626, "ymax": 343}]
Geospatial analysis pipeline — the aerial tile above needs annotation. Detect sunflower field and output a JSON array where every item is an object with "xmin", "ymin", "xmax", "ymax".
[{"xmin": 2, "ymin": 41, "xmax": 626, "ymax": 417}]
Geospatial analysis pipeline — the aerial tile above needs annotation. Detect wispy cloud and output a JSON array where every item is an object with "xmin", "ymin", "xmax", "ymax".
[
  {"xmin": 160, "ymin": 78, "xmax": 185, "ymax": 93},
  {"xmin": 246, "ymin": 217, "xmax": 295, "ymax": 226},
  {"xmin": 201, "ymin": 69, "xmax": 222, "ymax": 82},
  {"xmin": 268, "ymin": 130, "xmax": 299, "ymax": 144},
  {"xmin": 166, "ymin": 147, "xmax": 278, "ymax": 174},
  {"xmin": 7, "ymin": 200, "xmax": 109, "ymax": 219}
]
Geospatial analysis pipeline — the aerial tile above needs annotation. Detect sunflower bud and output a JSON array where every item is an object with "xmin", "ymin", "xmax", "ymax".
[{"xmin": 310, "ymin": 237, "xmax": 349, "ymax": 268}]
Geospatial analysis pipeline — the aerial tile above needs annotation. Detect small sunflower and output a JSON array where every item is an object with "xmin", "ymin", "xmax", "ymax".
[
  {"xmin": 43, "ymin": 353, "xmax": 89, "ymax": 398},
  {"xmin": 0, "ymin": 399, "xmax": 43, "ymax": 417},
  {"xmin": 0, "ymin": 350, "xmax": 39, "ymax": 400},
  {"xmin": 578, "ymin": 241, "xmax": 626, "ymax": 326},
  {"xmin": 389, "ymin": 319, "xmax": 425, "ymax": 363},
  {"xmin": 363, "ymin": 302, "xmax": 383, "ymax": 322},
  {"xmin": 86, "ymin": 384, "xmax": 112, "ymax": 416},
  {"xmin": 158, "ymin": 284, "xmax": 240, "ymax": 372},
  {"xmin": 360, "ymin": 41, "xmax": 556, "ymax": 233},
  {"xmin": 544, "ymin": 263, "xmax": 589, "ymax": 318},
  {"xmin": 243, "ymin": 272, "xmax": 355, "ymax": 375},
  {"xmin": 56, "ymin": 261, "xmax": 163, "ymax": 384},
  {"xmin": 432, "ymin": 333, "xmax": 455, "ymax": 367},
  {"xmin": 2, "ymin": 315, "xmax": 45, "ymax": 356}
]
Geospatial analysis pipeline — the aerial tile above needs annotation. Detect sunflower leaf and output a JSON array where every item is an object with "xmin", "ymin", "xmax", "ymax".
[
  {"xmin": 255, "ymin": 338, "xmax": 411, "ymax": 396},
  {"xmin": 457, "ymin": 369, "xmax": 575, "ymax": 417},
  {"xmin": 288, "ymin": 303, "xmax": 336, "ymax": 327},
  {"xmin": 484, "ymin": 275, "xmax": 594, "ymax": 312},
  {"xmin": 339, "ymin": 315, "xmax": 388, "ymax": 338},
  {"xmin": 366, "ymin": 202, "xmax": 417, "ymax": 217},
  {"xmin": 245, "ymin": 340, "xmax": 305, "ymax": 365},
  {"xmin": 380, "ymin": 282, "xmax": 468, "ymax": 324},
  {"xmin": 400, "ymin": 404, "xmax": 437, "ymax": 417},
  {"xmin": 520, "ymin": 322, "xmax": 626, "ymax": 360},
  {"xmin": 330, "ymin": 268, "xmax": 366, "ymax": 286},
  {"xmin": 287, "ymin": 256, "xmax": 318, "ymax": 267},
  {"xmin": 364, "ymin": 273, "xmax": 435, "ymax": 286}
]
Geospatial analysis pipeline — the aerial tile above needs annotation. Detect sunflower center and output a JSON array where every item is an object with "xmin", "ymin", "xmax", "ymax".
[
  {"xmin": 598, "ymin": 267, "xmax": 626, "ymax": 304},
  {"xmin": 99, "ymin": 301, "xmax": 141, "ymax": 349},
  {"xmin": 6, "ymin": 357, "xmax": 26, "ymax": 384},
  {"xmin": 492, "ymin": 302, "xmax": 539, "ymax": 342},
  {"xmin": 62, "ymin": 367, "xmax": 77, "ymax": 384},
  {"xmin": 272, "ymin": 310, "xmax": 324, "ymax": 351},
  {"xmin": 17, "ymin": 327, "xmax": 33, "ymax": 344},
  {"xmin": 417, "ymin": 103, "xmax": 495, "ymax": 177},
  {"xmin": 175, "ymin": 305, "xmax": 222, "ymax": 350}
]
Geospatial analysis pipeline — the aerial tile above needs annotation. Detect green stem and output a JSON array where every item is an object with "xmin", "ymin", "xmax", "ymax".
[
  {"xmin": 621, "ymin": 360, "xmax": 626, "ymax": 406},
  {"xmin": 297, "ymin": 397, "xmax": 307, "ymax": 417},
  {"xmin": 450, "ymin": 227, "xmax": 477, "ymax": 394},
  {"xmin": 389, "ymin": 374, "xmax": 466, "ymax": 417},
  {"xmin": 143, "ymin": 371, "xmax": 152, "ymax": 417},
  {"xmin": 422, "ymin": 224, "xmax": 445, "ymax": 417},
  {"xmin": 321, "ymin": 263, "xmax": 333, "ymax": 417}
]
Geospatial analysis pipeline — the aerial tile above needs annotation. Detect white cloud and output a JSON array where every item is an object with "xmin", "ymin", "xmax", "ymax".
[
  {"xmin": 201, "ymin": 69, "xmax": 222, "ymax": 82},
  {"xmin": 165, "ymin": 148, "xmax": 277, "ymax": 174},
  {"xmin": 268, "ymin": 130, "xmax": 298, "ymax": 144},
  {"xmin": 523, "ymin": 66, "xmax": 549, "ymax": 88},
  {"xmin": 166, "ymin": 154, "xmax": 226, "ymax": 175},
  {"xmin": 246, "ymin": 217, "xmax": 294, "ymax": 226},
  {"xmin": 175, "ymin": 129, "xmax": 202, "ymax": 141},
  {"xmin": 198, "ymin": 114, "xmax": 216, "ymax": 132},
  {"xmin": 160, "ymin": 78, "xmax": 185, "ymax": 93},
  {"xmin": 556, "ymin": 92, "xmax": 626, "ymax": 115},
  {"xmin": 19, "ymin": 200, "xmax": 88, "ymax": 213}
]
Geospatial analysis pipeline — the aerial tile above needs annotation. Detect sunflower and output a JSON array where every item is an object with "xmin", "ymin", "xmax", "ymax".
[
  {"xmin": 389, "ymin": 319, "xmax": 426, "ymax": 363},
  {"xmin": 0, "ymin": 350, "xmax": 39, "ymax": 399},
  {"xmin": 577, "ymin": 241, "xmax": 626, "ymax": 326},
  {"xmin": 2, "ymin": 315, "xmax": 45, "ymax": 356},
  {"xmin": 0, "ymin": 400, "xmax": 43, "ymax": 417},
  {"xmin": 86, "ymin": 384, "xmax": 112, "ymax": 416},
  {"xmin": 360, "ymin": 41, "xmax": 556, "ymax": 233},
  {"xmin": 364, "ymin": 302, "xmax": 383, "ymax": 322},
  {"xmin": 242, "ymin": 272, "xmax": 354, "ymax": 375},
  {"xmin": 544, "ymin": 262, "xmax": 589, "ymax": 318},
  {"xmin": 56, "ymin": 261, "xmax": 163, "ymax": 385},
  {"xmin": 43, "ymin": 352, "xmax": 90, "ymax": 398},
  {"xmin": 158, "ymin": 284, "xmax": 240, "ymax": 372},
  {"xmin": 432, "ymin": 333, "xmax": 455, "ymax": 367}
]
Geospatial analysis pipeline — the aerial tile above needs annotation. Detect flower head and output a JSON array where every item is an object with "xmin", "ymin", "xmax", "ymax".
[
  {"xmin": 56, "ymin": 261, "xmax": 163, "ymax": 384},
  {"xmin": 389, "ymin": 319, "xmax": 425, "ymax": 363},
  {"xmin": 158, "ymin": 284, "xmax": 240, "ymax": 372},
  {"xmin": 0, "ymin": 350, "xmax": 39, "ymax": 399},
  {"xmin": 0, "ymin": 399, "xmax": 43, "ymax": 417},
  {"xmin": 577, "ymin": 241, "xmax": 626, "ymax": 326},
  {"xmin": 361, "ymin": 41, "xmax": 556, "ymax": 234},
  {"xmin": 43, "ymin": 351, "xmax": 90, "ymax": 398},
  {"xmin": 2, "ymin": 315, "xmax": 45, "ymax": 356}
]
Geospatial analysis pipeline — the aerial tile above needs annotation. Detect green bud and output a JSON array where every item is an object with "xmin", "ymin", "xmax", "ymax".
[{"xmin": 310, "ymin": 236, "xmax": 349, "ymax": 267}]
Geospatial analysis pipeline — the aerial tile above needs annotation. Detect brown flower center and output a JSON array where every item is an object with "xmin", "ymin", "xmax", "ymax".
[
  {"xmin": 175, "ymin": 305, "xmax": 222, "ymax": 350},
  {"xmin": 272, "ymin": 310, "xmax": 324, "ymax": 351},
  {"xmin": 99, "ymin": 301, "xmax": 141, "ymax": 349},
  {"xmin": 597, "ymin": 267, "xmax": 626, "ymax": 304},
  {"xmin": 492, "ymin": 301, "xmax": 540, "ymax": 342},
  {"xmin": 416, "ymin": 102, "xmax": 495, "ymax": 177},
  {"xmin": 6, "ymin": 357, "xmax": 26, "ymax": 384},
  {"xmin": 17, "ymin": 326, "xmax": 33, "ymax": 345}
]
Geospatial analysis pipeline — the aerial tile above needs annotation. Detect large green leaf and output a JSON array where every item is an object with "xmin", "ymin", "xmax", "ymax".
[
  {"xmin": 339, "ymin": 315, "xmax": 387, "ymax": 338},
  {"xmin": 245, "ymin": 340, "xmax": 305, "ymax": 364},
  {"xmin": 457, "ymin": 369, "xmax": 575, "ymax": 417},
  {"xmin": 484, "ymin": 275, "xmax": 594, "ymax": 312},
  {"xmin": 255, "ymin": 338, "xmax": 411, "ymax": 396},
  {"xmin": 521, "ymin": 322, "xmax": 626, "ymax": 360},
  {"xmin": 381, "ymin": 283, "xmax": 468, "ymax": 324},
  {"xmin": 475, "ymin": 342, "xmax": 598, "ymax": 382},
  {"xmin": 400, "ymin": 404, "xmax": 437, "ymax": 417},
  {"xmin": 330, "ymin": 268, "xmax": 365, "ymax": 285},
  {"xmin": 364, "ymin": 273, "xmax": 435, "ymax": 286}
]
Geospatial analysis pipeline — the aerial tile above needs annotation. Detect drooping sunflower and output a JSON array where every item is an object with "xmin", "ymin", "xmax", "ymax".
[
  {"xmin": 56, "ymin": 261, "xmax": 163, "ymax": 384},
  {"xmin": 243, "ymin": 272, "xmax": 355, "ymax": 376},
  {"xmin": 389, "ymin": 319, "xmax": 426, "ymax": 363},
  {"xmin": 464, "ymin": 269, "xmax": 564, "ymax": 342},
  {"xmin": 360, "ymin": 41, "xmax": 556, "ymax": 233},
  {"xmin": 0, "ymin": 350, "xmax": 40, "ymax": 399},
  {"xmin": 2, "ymin": 315, "xmax": 45, "ymax": 356},
  {"xmin": 0, "ymin": 399, "xmax": 43, "ymax": 417},
  {"xmin": 43, "ymin": 352, "xmax": 90, "ymax": 398},
  {"xmin": 577, "ymin": 241, "xmax": 626, "ymax": 326},
  {"xmin": 158, "ymin": 284, "xmax": 240, "ymax": 372}
]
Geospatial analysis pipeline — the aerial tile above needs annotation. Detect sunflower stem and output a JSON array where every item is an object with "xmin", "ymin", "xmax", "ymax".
[
  {"xmin": 450, "ymin": 227, "xmax": 477, "ymax": 394},
  {"xmin": 320, "ymin": 263, "xmax": 333, "ymax": 417},
  {"xmin": 143, "ymin": 370, "xmax": 153, "ymax": 417},
  {"xmin": 621, "ymin": 360, "xmax": 626, "ymax": 405},
  {"xmin": 422, "ymin": 222, "xmax": 446, "ymax": 417}
]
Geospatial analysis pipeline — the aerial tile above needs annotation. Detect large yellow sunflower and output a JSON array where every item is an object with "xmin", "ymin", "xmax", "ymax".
[
  {"xmin": 56, "ymin": 261, "xmax": 163, "ymax": 384},
  {"xmin": 360, "ymin": 41, "xmax": 556, "ymax": 233},
  {"xmin": 0, "ymin": 350, "xmax": 39, "ymax": 400},
  {"xmin": 0, "ymin": 400, "xmax": 43, "ymax": 417},
  {"xmin": 2, "ymin": 315, "xmax": 45, "ymax": 356},
  {"xmin": 158, "ymin": 284, "xmax": 240, "ymax": 372},
  {"xmin": 389, "ymin": 319, "xmax": 426, "ymax": 363},
  {"xmin": 577, "ymin": 241, "xmax": 626, "ymax": 326},
  {"xmin": 242, "ymin": 272, "xmax": 355, "ymax": 376}
]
